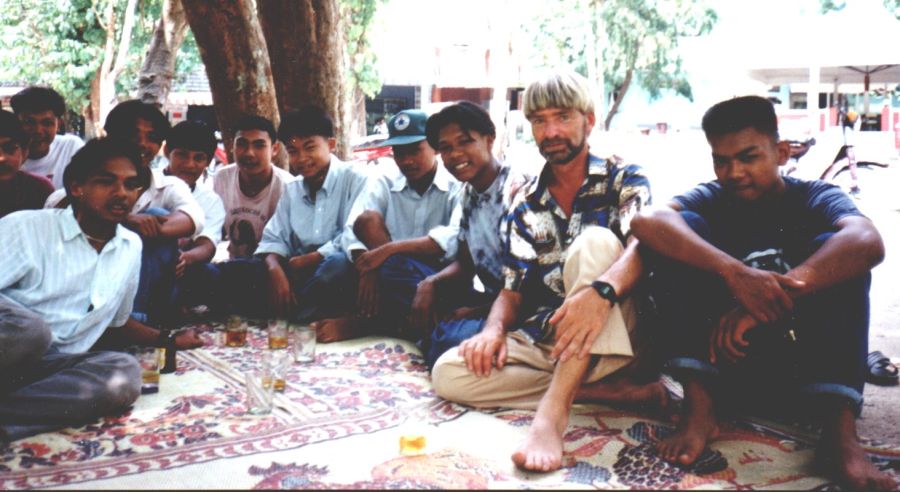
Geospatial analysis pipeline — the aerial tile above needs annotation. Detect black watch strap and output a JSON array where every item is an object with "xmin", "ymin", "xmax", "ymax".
[
  {"xmin": 157, "ymin": 330, "xmax": 178, "ymax": 348},
  {"xmin": 591, "ymin": 280, "xmax": 618, "ymax": 304}
]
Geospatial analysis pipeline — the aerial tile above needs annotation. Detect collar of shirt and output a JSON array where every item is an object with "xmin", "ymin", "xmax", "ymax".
[
  {"xmin": 390, "ymin": 162, "xmax": 453, "ymax": 194},
  {"xmin": 300, "ymin": 155, "xmax": 343, "ymax": 203},
  {"xmin": 58, "ymin": 206, "xmax": 126, "ymax": 251},
  {"xmin": 468, "ymin": 164, "xmax": 509, "ymax": 206},
  {"xmin": 526, "ymin": 152, "xmax": 610, "ymax": 208}
]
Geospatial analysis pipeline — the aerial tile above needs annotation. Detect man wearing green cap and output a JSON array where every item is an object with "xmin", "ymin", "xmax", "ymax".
[{"xmin": 338, "ymin": 109, "xmax": 463, "ymax": 345}]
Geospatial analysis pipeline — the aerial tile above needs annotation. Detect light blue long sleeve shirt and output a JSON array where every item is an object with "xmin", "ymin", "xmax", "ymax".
[
  {"xmin": 342, "ymin": 163, "xmax": 463, "ymax": 262},
  {"xmin": 256, "ymin": 157, "xmax": 368, "ymax": 258}
]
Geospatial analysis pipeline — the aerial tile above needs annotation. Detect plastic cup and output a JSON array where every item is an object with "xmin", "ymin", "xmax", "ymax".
[
  {"xmin": 268, "ymin": 319, "xmax": 289, "ymax": 349},
  {"xmin": 245, "ymin": 368, "xmax": 276, "ymax": 415},
  {"xmin": 291, "ymin": 324, "xmax": 316, "ymax": 363}
]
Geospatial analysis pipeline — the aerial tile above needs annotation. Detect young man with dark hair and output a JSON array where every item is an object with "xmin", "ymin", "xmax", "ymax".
[
  {"xmin": 10, "ymin": 86, "xmax": 84, "ymax": 189},
  {"xmin": 430, "ymin": 71, "xmax": 664, "ymax": 473},
  {"xmin": 342, "ymin": 109, "xmax": 463, "ymax": 345},
  {"xmin": 410, "ymin": 101, "xmax": 530, "ymax": 368},
  {"xmin": 0, "ymin": 138, "xmax": 201, "ymax": 444},
  {"xmin": 103, "ymin": 99, "xmax": 172, "ymax": 169},
  {"xmin": 256, "ymin": 106, "xmax": 367, "ymax": 340},
  {"xmin": 0, "ymin": 110, "xmax": 54, "ymax": 218},
  {"xmin": 631, "ymin": 95, "xmax": 892, "ymax": 491},
  {"xmin": 195, "ymin": 115, "xmax": 294, "ymax": 317},
  {"xmin": 162, "ymin": 120, "xmax": 226, "ymax": 281},
  {"xmin": 46, "ymin": 100, "xmax": 204, "ymax": 325}
]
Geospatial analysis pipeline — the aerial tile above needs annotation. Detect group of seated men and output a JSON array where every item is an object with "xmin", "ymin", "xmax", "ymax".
[{"xmin": 0, "ymin": 70, "xmax": 893, "ymax": 491}]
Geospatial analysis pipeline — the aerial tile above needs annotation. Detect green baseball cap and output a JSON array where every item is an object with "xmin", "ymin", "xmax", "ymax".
[{"xmin": 366, "ymin": 109, "xmax": 428, "ymax": 148}]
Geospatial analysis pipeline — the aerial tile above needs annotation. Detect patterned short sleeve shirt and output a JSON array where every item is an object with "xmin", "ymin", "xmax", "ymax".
[
  {"xmin": 458, "ymin": 164, "xmax": 531, "ymax": 296},
  {"xmin": 502, "ymin": 153, "xmax": 651, "ymax": 341}
]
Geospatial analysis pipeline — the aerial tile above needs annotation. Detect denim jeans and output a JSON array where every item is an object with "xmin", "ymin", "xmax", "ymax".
[
  {"xmin": 648, "ymin": 211, "xmax": 870, "ymax": 416},
  {"xmin": 0, "ymin": 299, "xmax": 141, "ymax": 441},
  {"xmin": 131, "ymin": 207, "xmax": 179, "ymax": 325},
  {"xmin": 178, "ymin": 257, "xmax": 269, "ymax": 318},
  {"xmin": 289, "ymin": 252, "xmax": 357, "ymax": 322}
]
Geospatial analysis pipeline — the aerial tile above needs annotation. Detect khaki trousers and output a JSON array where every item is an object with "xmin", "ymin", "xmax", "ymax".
[{"xmin": 431, "ymin": 227, "xmax": 639, "ymax": 410}]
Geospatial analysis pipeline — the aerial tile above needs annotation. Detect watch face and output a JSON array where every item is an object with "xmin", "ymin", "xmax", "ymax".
[{"xmin": 592, "ymin": 281, "xmax": 616, "ymax": 302}]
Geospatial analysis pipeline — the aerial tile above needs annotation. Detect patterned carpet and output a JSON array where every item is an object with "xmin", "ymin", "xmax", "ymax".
[{"xmin": 0, "ymin": 323, "xmax": 897, "ymax": 489}]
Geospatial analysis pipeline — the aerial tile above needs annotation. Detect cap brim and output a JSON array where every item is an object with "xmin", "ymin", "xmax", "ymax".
[{"xmin": 358, "ymin": 135, "xmax": 426, "ymax": 149}]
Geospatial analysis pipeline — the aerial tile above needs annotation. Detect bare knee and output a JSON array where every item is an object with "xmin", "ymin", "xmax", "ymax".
[{"xmin": 353, "ymin": 210, "xmax": 390, "ymax": 248}]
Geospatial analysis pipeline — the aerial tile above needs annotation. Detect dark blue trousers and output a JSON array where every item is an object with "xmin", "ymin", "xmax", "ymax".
[
  {"xmin": 376, "ymin": 254, "xmax": 482, "ymax": 368},
  {"xmin": 649, "ymin": 211, "xmax": 870, "ymax": 417}
]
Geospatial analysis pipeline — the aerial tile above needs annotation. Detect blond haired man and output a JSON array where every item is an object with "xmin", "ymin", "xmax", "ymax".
[{"xmin": 432, "ymin": 70, "xmax": 666, "ymax": 472}]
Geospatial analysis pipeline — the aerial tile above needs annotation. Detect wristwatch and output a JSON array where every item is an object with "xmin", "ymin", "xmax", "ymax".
[
  {"xmin": 156, "ymin": 330, "xmax": 178, "ymax": 348},
  {"xmin": 591, "ymin": 280, "xmax": 618, "ymax": 304}
]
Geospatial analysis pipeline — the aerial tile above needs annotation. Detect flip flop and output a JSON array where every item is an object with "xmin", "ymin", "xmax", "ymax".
[{"xmin": 866, "ymin": 351, "xmax": 899, "ymax": 386}]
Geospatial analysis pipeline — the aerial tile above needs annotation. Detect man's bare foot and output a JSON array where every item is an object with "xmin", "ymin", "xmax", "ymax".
[
  {"xmin": 818, "ymin": 406, "xmax": 897, "ymax": 491},
  {"xmin": 576, "ymin": 377, "xmax": 671, "ymax": 414},
  {"xmin": 511, "ymin": 415, "xmax": 566, "ymax": 472},
  {"xmin": 313, "ymin": 315, "xmax": 360, "ymax": 343},
  {"xmin": 656, "ymin": 380, "xmax": 718, "ymax": 466}
]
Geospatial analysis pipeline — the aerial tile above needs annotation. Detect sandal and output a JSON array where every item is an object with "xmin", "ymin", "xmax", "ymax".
[{"xmin": 866, "ymin": 351, "xmax": 899, "ymax": 386}]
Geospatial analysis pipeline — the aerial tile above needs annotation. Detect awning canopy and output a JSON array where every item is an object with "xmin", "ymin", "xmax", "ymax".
[{"xmin": 743, "ymin": 0, "xmax": 900, "ymax": 87}]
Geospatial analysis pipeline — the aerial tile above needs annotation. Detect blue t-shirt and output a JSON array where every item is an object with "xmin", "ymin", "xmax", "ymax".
[{"xmin": 673, "ymin": 176, "xmax": 862, "ymax": 264}]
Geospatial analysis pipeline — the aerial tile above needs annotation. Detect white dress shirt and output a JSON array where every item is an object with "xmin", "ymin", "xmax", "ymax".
[{"xmin": 0, "ymin": 208, "xmax": 142, "ymax": 354}]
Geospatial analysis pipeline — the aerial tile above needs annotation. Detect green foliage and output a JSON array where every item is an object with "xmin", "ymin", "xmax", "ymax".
[
  {"xmin": 821, "ymin": 0, "xmax": 900, "ymax": 18},
  {"xmin": 0, "ymin": 0, "xmax": 201, "ymax": 116},
  {"xmin": 342, "ymin": 0, "xmax": 387, "ymax": 98},
  {"xmin": 523, "ymin": 0, "xmax": 717, "ymax": 103}
]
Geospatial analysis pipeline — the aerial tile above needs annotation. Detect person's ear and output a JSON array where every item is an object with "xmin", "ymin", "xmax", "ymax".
[
  {"xmin": 271, "ymin": 140, "xmax": 282, "ymax": 157},
  {"xmin": 775, "ymin": 139, "xmax": 791, "ymax": 166},
  {"xmin": 327, "ymin": 137, "xmax": 337, "ymax": 152}
]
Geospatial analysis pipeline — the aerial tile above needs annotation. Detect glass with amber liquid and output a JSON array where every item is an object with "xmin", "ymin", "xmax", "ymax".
[
  {"xmin": 267, "ymin": 319, "xmax": 289, "ymax": 349},
  {"xmin": 225, "ymin": 315, "xmax": 248, "ymax": 347},
  {"xmin": 398, "ymin": 408, "xmax": 430, "ymax": 456}
]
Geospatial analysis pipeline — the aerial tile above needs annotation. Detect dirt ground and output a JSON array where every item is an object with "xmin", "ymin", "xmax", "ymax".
[{"xmin": 846, "ymin": 163, "xmax": 900, "ymax": 445}]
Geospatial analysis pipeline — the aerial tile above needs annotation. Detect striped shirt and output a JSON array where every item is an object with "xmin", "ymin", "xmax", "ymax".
[
  {"xmin": 503, "ymin": 153, "xmax": 651, "ymax": 341},
  {"xmin": 257, "ymin": 157, "xmax": 368, "ymax": 259},
  {"xmin": 0, "ymin": 207, "xmax": 142, "ymax": 354}
]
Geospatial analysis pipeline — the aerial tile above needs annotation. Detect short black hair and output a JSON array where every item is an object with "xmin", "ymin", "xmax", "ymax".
[
  {"xmin": 63, "ymin": 137, "xmax": 150, "ymax": 200},
  {"xmin": 425, "ymin": 101, "xmax": 496, "ymax": 150},
  {"xmin": 0, "ymin": 110, "xmax": 29, "ymax": 149},
  {"xmin": 702, "ymin": 96, "xmax": 779, "ymax": 141},
  {"xmin": 167, "ymin": 120, "xmax": 217, "ymax": 158},
  {"xmin": 104, "ymin": 100, "xmax": 171, "ymax": 144},
  {"xmin": 10, "ymin": 86, "xmax": 67, "ymax": 117},
  {"xmin": 277, "ymin": 106, "xmax": 334, "ymax": 142},
  {"xmin": 233, "ymin": 115, "xmax": 276, "ymax": 143}
]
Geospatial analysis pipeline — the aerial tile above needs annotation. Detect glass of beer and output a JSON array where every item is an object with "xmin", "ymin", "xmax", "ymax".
[
  {"xmin": 225, "ymin": 315, "xmax": 248, "ymax": 347},
  {"xmin": 134, "ymin": 346, "xmax": 161, "ymax": 394},
  {"xmin": 267, "ymin": 319, "xmax": 289, "ymax": 349}
]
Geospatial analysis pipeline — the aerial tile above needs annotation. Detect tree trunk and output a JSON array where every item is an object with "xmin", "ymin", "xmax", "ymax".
[
  {"xmin": 87, "ymin": 0, "xmax": 139, "ymax": 135},
  {"xmin": 257, "ymin": 0, "xmax": 348, "ymax": 159},
  {"xmin": 182, "ymin": 0, "xmax": 280, "ymax": 163},
  {"xmin": 348, "ymin": 84, "xmax": 367, "ymax": 140},
  {"xmin": 604, "ymin": 44, "xmax": 639, "ymax": 130},
  {"xmin": 138, "ymin": 0, "xmax": 189, "ymax": 108}
]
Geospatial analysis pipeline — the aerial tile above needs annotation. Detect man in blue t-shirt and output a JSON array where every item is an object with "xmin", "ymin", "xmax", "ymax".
[{"xmin": 631, "ymin": 96, "xmax": 892, "ymax": 491}]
